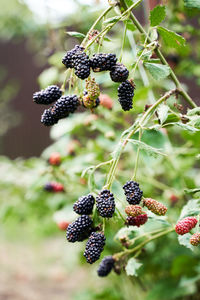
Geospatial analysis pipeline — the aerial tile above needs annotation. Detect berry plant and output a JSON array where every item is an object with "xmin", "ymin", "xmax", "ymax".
[
  {"xmin": 0, "ymin": 0, "xmax": 193, "ymax": 300},
  {"xmin": 17, "ymin": 0, "xmax": 200, "ymax": 298}
]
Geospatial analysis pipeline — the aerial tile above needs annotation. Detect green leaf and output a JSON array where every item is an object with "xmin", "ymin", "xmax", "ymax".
[
  {"xmin": 144, "ymin": 62, "xmax": 170, "ymax": 80},
  {"xmin": 157, "ymin": 104, "xmax": 169, "ymax": 124},
  {"xmin": 126, "ymin": 20, "xmax": 136, "ymax": 31},
  {"xmin": 178, "ymin": 233, "xmax": 195, "ymax": 251},
  {"xmin": 179, "ymin": 199, "xmax": 200, "ymax": 219},
  {"xmin": 187, "ymin": 107, "xmax": 200, "ymax": 116},
  {"xmin": 127, "ymin": 139, "xmax": 167, "ymax": 157},
  {"xmin": 66, "ymin": 31, "xmax": 85, "ymax": 38},
  {"xmin": 184, "ymin": 0, "xmax": 200, "ymax": 9},
  {"xmin": 125, "ymin": 258, "xmax": 142, "ymax": 276},
  {"xmin": 150, "ymin": 5, "xmax": 166, "ymax": 27},
  {"xmin": 175, "ymin": 122, "xmax": 199, "ymax": 132},
  {"xmin": 184, "ymin": 188, "xmax": 200, "ymax": 194},
  {"xmin": 103, "ymin": 16, "xmax": 121, "ymax": 25},
  {"xmin": 157, "ymin": 27, "xmax": 186, "ymax": 50}
]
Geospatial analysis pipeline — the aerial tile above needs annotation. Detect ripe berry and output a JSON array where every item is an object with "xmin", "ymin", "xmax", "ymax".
[
  {"xmin": 48, "ymin": 152, "xmax": 61, "ymax": 166},
  {"xmin": 96, "ymin": 189, "xmax": 115, "ymax": 218},
  {"xmin": 97, "ymin": 256, "xmax": 115, "ymax": 277},
  {"xmin": 44, "ymin": 182, "xmax": 64, "ymax": 192},
  {"xmin": 50, "ymin": 95, "xmax": 80, "ymax": 119},
  {"xmin": 110, "ymin": 63, "xmax": 129, "ymax": 82},
  {"xmin": 190, "ymin": 233, "xmax": 200, "ymax": 246},
  {"xmin": 41, "ymin": 109, "xmax": 59, "ymax": 126},
  {"xmin": 62, "ymin": 45, "xmax": 84, "ymax": 68},
  {"xmin": 175, "ymin": 217, "xmax": 198, "ymax": 235},
  {"xmin": 118, "ymin": 80, "xmax": 135, "ymax": 111},
  {"xmin": 84, "ymin": 232, "xmax": 106, "ymax": 264},
  {"xmin": 126, "ymin": 213, "xmax": 148, "ymax": 227},
  {"xmin": 66, "ymin": 215, "xmax": 93, "ymax": 243},
  {"xmin": 143, "ymin": 198, "xmax": 167, "ymax": 216},
  {"xmin": 123, "ymin": 181, "xmax": 143, "ymax": 205},
  {"xmin": 73, "ymin": 194, "xmax": 95, "ymax": 215},
  {"xmin": 33, "ymin": 85, "xmax": 62, "ymax": 105},
  {"xmin": 90, "ymin": 53, "xmax": 117, "ymax": 72},
  {"xmin": 57, "ymin": 221, "xmax": 70, "ymax": 231},
  {"xmin": 125, "ymin": 205, "xmax": 143, "ymax": 217},
  {"xmin": 74, "ymin": 51, "xmax": 91, "ymax": 79}
]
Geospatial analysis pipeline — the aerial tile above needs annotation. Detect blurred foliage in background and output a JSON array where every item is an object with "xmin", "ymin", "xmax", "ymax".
[{"xmin": 0, "ymin": 0, "xmax": 200, "ymax": 299}]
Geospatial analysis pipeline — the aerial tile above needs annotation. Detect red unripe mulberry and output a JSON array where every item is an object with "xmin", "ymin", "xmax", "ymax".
[
  {"xmin": 190, "ymin": 233, "xmax": 200, "ymax": 246},
  {"xmin": 57, "ymin": 221, "xmax": 70, "ymax": 231},
  {"xmin": 125, "ymin": 205, "xmax": 143, "ymax": 217},
  {"xmin": 175, "ymin": 217, "xmax": 198, "ymax": 235},
  {"xmin": 48, "ymin": 152, "xmax": 61, "ymax": 166},
  {"xmin": 126, "ymin": 213, "xmax": 148, "ymax": 227}
]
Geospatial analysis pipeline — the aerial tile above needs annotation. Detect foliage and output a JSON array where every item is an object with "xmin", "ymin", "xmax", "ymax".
[{"xmin": 1, "ymin": 0, "xmax": 200, "ymax": 299}]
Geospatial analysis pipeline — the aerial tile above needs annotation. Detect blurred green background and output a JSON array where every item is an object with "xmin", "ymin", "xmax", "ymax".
[{"xmin": 0, "ymin": 0, "xmax": 200, "ymax": 299}]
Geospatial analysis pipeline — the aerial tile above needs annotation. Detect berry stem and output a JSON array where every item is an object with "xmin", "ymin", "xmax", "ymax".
[
  {"xmin": 113, "ymin": 227, "xmax": 174, "ymax": 260},
  {"xmin": 116, "ymin": 206, "xmax": 126, "ymax": 222},
  {"xmin": 119, "ymin": 0, "xmax": 197, "ymax": 108},
  {"xmin": 119, "ymin": 21, "xmax": 128, "ymax": 63},
  {"xmin": 82, "ymin": 6, "xmax": 113, "ymax": 47},
  {"xmin": 132, "ymin": 127, "xmax": 142, "ymax": 181}
]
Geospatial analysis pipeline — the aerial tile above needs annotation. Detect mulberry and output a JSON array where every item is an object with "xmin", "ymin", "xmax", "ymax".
[
  {"xmin": 50, "ymin": 95, "xmax": 80, "ymax": 119},
  {"xmin": 123, "ymin": 181, "xmax": 143, "ymax": 205},
  {"xmin": 126, "ymin": 213, "xmax": 148, "ymax": 227},
  {"xmin": 143, "ymin": 198, "xmax": 167, "ymax": 216},
  {"xmin": 66, "ymin": 215, "xmax": 93, "ymax": 243},
  {"xmin": 41, "ymin": 109, "xmax": 59, "ymax": 126},
  {"xmin": 175, "ymin": 217, "xmax": 198, "ymax": 235},
  {"xmin": 110, "ymin": 63, "xmax": 129, "ymax": 82},
  {"xmin": 97, "ymin": 256, "xmax": 115, "ymax": 277},
  {"xmin": 62, "ymin": 45, "xmax": 84, "ymax": 68},
  {"xmin": 96, "ymin": 189, "xmax": 115, "ymax": 218},
  {"xmin": 118, "ymin": 80, "xmax": 135, "ymax": 111},
  {"xmin": 190, "ymin": 233, "xmax": 200, "ymax": 246},
  {"xmin": 74, "ymin": 51, "xmax": 91, "ymax": 79},
  {"xmin": 84, "ymin": 232, "xmax": 106, "ymax": 264},
  {"xmin": 44, "ymin": 182, "xmax": 64, "ymax": 192},
  {"xmin": 90, "ymin": 53, "xmax": 117, "ymax": 72},
  {"xmin": 73, "ymin": 194, "xmax": 95, "ymax": 215},
  {"xmin": 33, "ymin": 85, "xmax": 62, "ymax": 105},
  {"xmin": 125, "ymin": 205, "xmax": 143, "ymax": 217}
]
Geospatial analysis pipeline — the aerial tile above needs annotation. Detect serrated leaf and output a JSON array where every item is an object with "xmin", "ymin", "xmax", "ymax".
[
  {"xmin": 179, "ymin": 199, "xmax": 200, "ymax": 219},
  {"xmin": 144, "ymin": 62, "xmax": 170, "ymax": 80},
  {"xmin": 127, "ymin": 139, "xmax": 167, "ymax": 157},
  {"xmin": 66, "ymin": 31, "xmax": 85, "ymax": 38},
  {"xmin": 184, "ymin": 0, "xmax": 200, "ymax": 9},
  {"xmin": 157, "ymin": 104, "xmax": 169, "ymax": 124},
  {"xmin": 157, "ymin": 27, "xmax": 186, "ymax": 50},
  {"xmin": 103, "ymin": 16, "xmax": 121, "ymax": 25},
  {"xmin": 125, "ymin": 258, "xmax": 142, "ymax": 276},
  {"xmin": 178, "ymin": 233, "xmax": 195, "ymax": 251},
  {"xmin": 184, "ymin": 188, "xmax": 200, "ymax": 194},
  {"xmin": 150, "ymin": 5, "xmax": 166, "ymax": 26}
]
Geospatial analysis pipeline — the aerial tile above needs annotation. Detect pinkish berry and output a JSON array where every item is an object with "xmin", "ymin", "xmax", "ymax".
[
  {"xmin": 126, "ymin": 213, "xmax": 148, "ymax": 227},
  {"xmin": 175, "ymin": 217, "xmax": 198, "ymax": 235},
  {"xmin": 190, "ymin": 233, "xmax": 200, "ymax": 246}
]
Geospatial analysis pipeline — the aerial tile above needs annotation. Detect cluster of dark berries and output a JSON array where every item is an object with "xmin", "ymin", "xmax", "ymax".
[
  {"xmin": 62, "ymin": 45, "xmax": 135, "ymax": 111},
  {"xmin": 44, "ymin": 182, "xmax": 64, "ymax": 192},
  {"xmin": 123, "ymin": 181, "xmax": 143, "ymax": 205},
  {"xmin": 33, "ymin": 84, "xmax": 80, "ymax": 126}
]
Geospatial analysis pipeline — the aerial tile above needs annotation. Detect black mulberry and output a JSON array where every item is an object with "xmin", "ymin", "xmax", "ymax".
[
  {"xmin": 123, "ymin": 181, "xmax": 143, "ymax": 205},
  {"xmin": 73, "ymin": 194, "xmax": 95, "ymax": 215},
  {"xmin": 84, "ymin": 232, "xmax": 106, "ymax": 264},
  {"xmin": 96, "ymin": 189, "xmax": 115, "ymax": 218},
  {"xmin": 110, "ymin": 63, "xmax": 129, "ymax": 82},
  {"xmin": 118, "ymin": 80, "xmax": 135, "ymax": 111},
  {"xmin": 62, "ymin": 45, "xmax": 84, "ymax": 68},
  {"xmin": 97, "ymin": 256, "xmax": 115, "ymax": 277},
  {"xmin": 50, "ymin": 95, "xmax": 80, "ymax": 119},
  {"xmin": 66, "ymin": 215, "xmax": 93, "ymax": 243},
  {"xmin": 33, "ymin": 85, "xmax": 62, "ymax": 105},
  {"xmin": 41, "ymin": 109, "xmax": 59, "ymax": 126},
  {"xmin": 90, "ymin": 53, "xmax": 117, "ymax": 72},
  {"xmin": 74, "ymin": 51, "xmax": 91, "ymax": 79}
]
